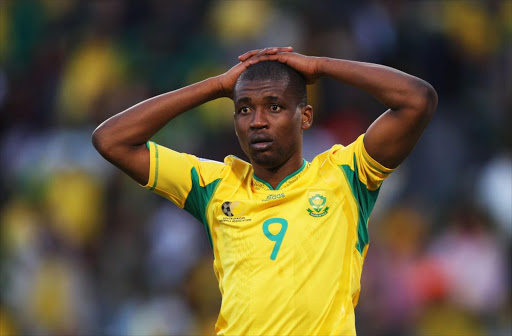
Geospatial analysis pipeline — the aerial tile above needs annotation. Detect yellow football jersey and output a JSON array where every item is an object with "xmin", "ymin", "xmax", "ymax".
[{"xmin": 142, "ymin": 134, "xmax": 393, "ymax": 335}]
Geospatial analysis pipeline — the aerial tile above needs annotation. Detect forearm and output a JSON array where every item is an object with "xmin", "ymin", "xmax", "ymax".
[
  {"xmin": 317, "ymin": 57, "xmax": 436, "ymax": 114},
  {"xmin": 93, "ymin": 76, "xmax": 223, "ymax": 153},
  {"xmin": 314, "ymin": 57, "xmax": 437, "ymax": 168}
]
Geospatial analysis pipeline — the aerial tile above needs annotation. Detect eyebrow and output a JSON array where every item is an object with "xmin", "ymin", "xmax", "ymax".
[
  {"xmin": 235, "ymin": 95, "xmax": 282, "ymax": 105},
  {"xmin": 263, "ymin": 96, "xmax": 280, "ymax": 102},
  {"xmin": 235, "ymin": 97, "xmax": 251, "ymax": 105}
]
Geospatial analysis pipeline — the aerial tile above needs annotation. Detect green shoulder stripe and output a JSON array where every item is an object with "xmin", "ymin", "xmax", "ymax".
[
  {"xmin": 339, "ymin": 154, "xmax": 380, "ymax": 255},
  {"xmin": 184, "ymin": 167, "xmax": 221, "ymax": 251}
]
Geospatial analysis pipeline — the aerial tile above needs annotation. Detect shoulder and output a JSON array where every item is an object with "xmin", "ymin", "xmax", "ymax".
[
  {"xmin": 310, "ymin": 141, "xmax": 353, "ymax": 167},
  {"xmin": 311, "ymin": 135, "xmax": 366, "ymax": 168},
  {"xmin": 223, "ymin": 155, "xmax": 253, "ymax": 177},
  {"xmin": 204, "ymin": 155, "xmax": 253, "ymax": 194}
]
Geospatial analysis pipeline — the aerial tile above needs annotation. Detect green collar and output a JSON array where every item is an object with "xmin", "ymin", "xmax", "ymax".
[{"xmin": 253, "ymin": 159, "xmax": 308, "ymax": 191}]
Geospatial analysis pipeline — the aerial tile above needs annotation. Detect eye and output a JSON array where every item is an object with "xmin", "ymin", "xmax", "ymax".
[
  {"xmin": 238, "ymin": 106, "xmax": 251, "ymax": 114},
  {"xmin": 270, "ymin": 104, "xmax": 281, "ymax": 112}
]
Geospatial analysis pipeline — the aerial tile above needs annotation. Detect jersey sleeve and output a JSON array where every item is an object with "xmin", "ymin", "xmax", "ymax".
[
  {"xmin": 141, "ymin": 141, "xmax": 226, "ymax": 222},
  {"xmin": 330, "ymin": 134, "xmax": 394, "ymax": 191}
]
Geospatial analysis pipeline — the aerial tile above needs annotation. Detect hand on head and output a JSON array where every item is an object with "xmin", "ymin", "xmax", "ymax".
[
  {"xmin": 237, "ymin": 46, "xmax": 294, "ymax": 62},
  {"xmin": 218, "ymin": 47, "xmax": 320, "ymax": 99},
  {"xmin": 238, "ymin": 47, "xmax": 320, "ymax": 85}
]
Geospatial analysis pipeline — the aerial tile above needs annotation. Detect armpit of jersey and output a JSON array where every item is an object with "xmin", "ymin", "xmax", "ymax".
[
  {"xmin": 329, "ymin": 134, "xmax": 395, "ymax": 256},
  {"xmin": 339, "ymin": 154, "xmax": 379, "ymax": 255}
]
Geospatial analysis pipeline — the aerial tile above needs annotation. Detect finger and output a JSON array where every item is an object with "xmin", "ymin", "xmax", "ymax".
[
  {"xmin": 239, "ymin": 47, "xmax": 274, "ymax": 61},
  {"xmin": 238, "ymin": 49, "xmax": 261, "ymax": 62},
  {"xmin": 245, "ymin": 53, "xmax": 283, "ymax": 66},
  {"xmin": 257, "ymin": 47, "xmax": 293, "ymax": 56},
  {"xmin": 238, "ymin": 46, "xmax": 293, "ymax": 61},
  {"xmin": 255, "ymin": 46, "xmax": 293, "ymax": 56}
]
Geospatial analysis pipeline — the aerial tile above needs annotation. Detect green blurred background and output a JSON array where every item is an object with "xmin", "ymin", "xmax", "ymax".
[{"xmin": 1, "ymin": 0, "xmax": 511, "ymax": 335}]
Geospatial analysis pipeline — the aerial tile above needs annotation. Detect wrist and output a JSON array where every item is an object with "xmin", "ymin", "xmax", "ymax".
[
  {"xmin": 206, "ymin": 75, "xmax": 227, "ymax": 99},
  {"xmin": 213, "ymin": 75, "xmax": 232, "ymax": 99},
  {"xmin": 314, "ymin": 57, "xmax": 329, "ymax": 77}
]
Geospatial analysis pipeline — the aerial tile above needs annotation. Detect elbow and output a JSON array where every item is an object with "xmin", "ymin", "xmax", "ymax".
[
  {"xmin": 411, "ymin": 80, "xmax": 438, "ymax": 122},
  {"xmin": 92, "ymin": 125, "xmax": 114, "ymax": 159},
  {"xmin": 423, "ymin": 81, "xmax": 438, "ymax": 116}
]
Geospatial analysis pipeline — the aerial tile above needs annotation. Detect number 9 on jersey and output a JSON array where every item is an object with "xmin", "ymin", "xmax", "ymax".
[{"xmin": 262, "ymin": 218, "xmax": 288, "ymax": 260}]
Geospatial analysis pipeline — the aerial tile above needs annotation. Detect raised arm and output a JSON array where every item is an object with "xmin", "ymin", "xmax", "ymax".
[
  {"xmin": 239, "ymin": 50, "xmax": 438, "ymax": 168},
  {"xmin": 316, "ymin": 58, "xmax": 437, "ymax": 168},
  {"xmin": 92, "ymin": 76, "xmax": 223, "ymax": 185},
  {"xmin": 92, "ymin": 47, "xmax": 294, "ymax": 184}
]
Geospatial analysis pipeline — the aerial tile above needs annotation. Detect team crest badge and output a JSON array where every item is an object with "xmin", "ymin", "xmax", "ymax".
[{"xmin": 307, "ymin": 193, "xmax": 329, "ymax": 217}]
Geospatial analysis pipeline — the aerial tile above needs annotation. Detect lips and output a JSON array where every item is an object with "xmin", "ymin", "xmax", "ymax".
[{"xmin": 250, "ymin": 134, "xmax": 273, "ymax": 151}]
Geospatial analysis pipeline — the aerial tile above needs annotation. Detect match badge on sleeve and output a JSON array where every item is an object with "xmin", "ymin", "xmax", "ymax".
[{"xmin": 307, "ymin": 192, "xmax": 329, "ymax": 217}]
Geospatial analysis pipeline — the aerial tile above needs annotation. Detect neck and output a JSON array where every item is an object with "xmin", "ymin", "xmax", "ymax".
[{"xmin": 252, "ymin": 154, "xmax": 304, "ymax": 189}]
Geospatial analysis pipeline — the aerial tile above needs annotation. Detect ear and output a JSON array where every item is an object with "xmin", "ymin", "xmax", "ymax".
[{"xmin": 301, "ymin": 105, "xmax": 313, "ymax": 130}]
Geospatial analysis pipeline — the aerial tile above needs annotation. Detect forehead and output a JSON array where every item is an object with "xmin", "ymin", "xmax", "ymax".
[{"xmin": 234, "ymin": 79, "xmax": 293, "ymax": 104}]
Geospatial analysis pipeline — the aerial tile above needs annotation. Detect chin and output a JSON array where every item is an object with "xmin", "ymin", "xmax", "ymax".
[{"xmin": 250, "ymin": 151, "xmax": 284, "ymax": 169}]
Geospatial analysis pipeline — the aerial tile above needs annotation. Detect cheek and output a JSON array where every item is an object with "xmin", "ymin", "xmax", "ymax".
[
  {"xmin": 234, "ymin": 122, "xmax": 249, "ymax": 150},
  {"xmin": 282, "ymin": 118, "xmax": 301, "ymax": 136},
  {"xmin": 234, "ymin": 120, "xmax": 243, "ymax": 138}
]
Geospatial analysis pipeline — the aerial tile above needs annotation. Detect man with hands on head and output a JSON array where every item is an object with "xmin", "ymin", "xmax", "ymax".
[{"xmin": 93, "ymin": 46, "xmax": 437, "ymax": 335}]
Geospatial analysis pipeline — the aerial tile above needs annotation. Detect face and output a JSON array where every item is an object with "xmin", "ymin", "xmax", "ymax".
[{"xmin": 233, "ymin": 79, "xmax": 312, "ymax": 169}]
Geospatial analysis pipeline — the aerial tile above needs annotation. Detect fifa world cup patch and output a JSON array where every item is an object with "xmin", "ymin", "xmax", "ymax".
[
  {"xmin": 307, "ymin": 192, "xmax": 330, "ymax": 217},
  {"xmin": 220, "ymin": 201, "xmax": 251, "ymax": 222},
  {"xmin": 221, "ymin": 201, "xmax": 234, "ymax": 217}
]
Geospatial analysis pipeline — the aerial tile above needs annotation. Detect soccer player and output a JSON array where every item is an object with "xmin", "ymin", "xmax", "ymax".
[{"xmin": 92, "ymin": 47, "xmax": 437, "ymax": 335}]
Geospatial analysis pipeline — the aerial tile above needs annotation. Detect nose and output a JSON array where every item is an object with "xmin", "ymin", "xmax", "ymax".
[{"xmin": 249, "ymin": 108, "xmax": 268, "ymax": 129}]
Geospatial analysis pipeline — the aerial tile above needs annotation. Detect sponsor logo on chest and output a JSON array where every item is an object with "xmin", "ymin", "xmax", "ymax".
[{"xmin": 261, "ymin": 193, "xmax": 285, "ymax": 202}]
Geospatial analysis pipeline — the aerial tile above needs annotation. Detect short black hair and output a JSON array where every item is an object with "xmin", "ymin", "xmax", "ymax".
[{"xmin": 235, "ymin": 61, "xmax": 307, "ymax": 107}]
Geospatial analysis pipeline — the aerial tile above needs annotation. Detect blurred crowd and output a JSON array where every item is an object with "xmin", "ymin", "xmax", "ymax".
[{"xmin": 1, "ymin": 0, "xmax": 511, "ymax": 335}]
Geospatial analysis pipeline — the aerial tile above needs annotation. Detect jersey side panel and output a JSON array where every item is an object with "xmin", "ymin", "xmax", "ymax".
[{"xmin": 330, "ymin": 135, "xmax": 395, "ymax": 308}]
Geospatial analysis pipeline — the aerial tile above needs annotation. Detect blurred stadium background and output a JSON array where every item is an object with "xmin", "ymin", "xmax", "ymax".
[{"xmin": 1, "ymin": 0, "xmax": 511, "ymax": 335}]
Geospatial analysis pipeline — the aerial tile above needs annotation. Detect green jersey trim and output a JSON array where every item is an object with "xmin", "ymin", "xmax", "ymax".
[
  {"xmin": 184, "ymin": 167, "xmax": 221, "ymax": 251},
  {"xmin": 253, "ymin": 174, "xmax": 274, "ymax": 190},
  {"xmin": 339, "ymin": 154, "xmax": 380, "ymax": 255},
  {"xmin": 149, "ymin": 141, "xmax": 159, "ymax": 191},
  {"xmin": 253, "ymin": 159, "xmax": 307, "ymax": 190},
  {"xmin": 362, "ymin": 150, "xmax": 391, "ymax": 175}
]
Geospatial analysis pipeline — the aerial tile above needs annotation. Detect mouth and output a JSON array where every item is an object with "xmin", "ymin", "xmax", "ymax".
[{"xmin": 250, "ymin": 134, "xmax": 273, "ymax": 151}]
